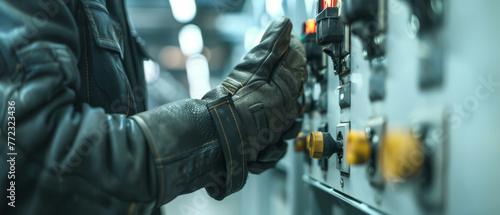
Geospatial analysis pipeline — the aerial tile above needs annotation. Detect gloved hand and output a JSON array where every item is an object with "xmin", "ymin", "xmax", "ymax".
[
  {"xmin": 203, "ymin": 17, "xmax": 307, "ymax": 174},
  {"xmin": 132, "ymin": 16, "xmax": 307, "ymax": 203}
]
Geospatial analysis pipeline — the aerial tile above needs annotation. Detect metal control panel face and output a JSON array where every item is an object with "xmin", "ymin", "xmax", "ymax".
[{"xmin": 294, "ymin": 0, "xmax": 500, "ymax": 214}]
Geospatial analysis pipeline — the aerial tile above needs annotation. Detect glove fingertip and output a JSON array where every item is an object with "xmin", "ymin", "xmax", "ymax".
[
  {"xmin": 260, "ymin": 17, "xmax": 292, "ymax": 44},
  {"xmin": 228, "ymin": 17, "xmax": 293, "ymax": 85}
]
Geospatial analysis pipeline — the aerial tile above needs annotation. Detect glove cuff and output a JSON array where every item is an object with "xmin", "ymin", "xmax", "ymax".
[{"xmin": 206, "ymin": 96, "xmax": 249, "ymax": 200}]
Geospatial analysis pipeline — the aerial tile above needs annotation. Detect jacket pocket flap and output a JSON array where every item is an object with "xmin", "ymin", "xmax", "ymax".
[{"xmin": 83, "ymin": 1, "xmax": 124, "ymax": 58}]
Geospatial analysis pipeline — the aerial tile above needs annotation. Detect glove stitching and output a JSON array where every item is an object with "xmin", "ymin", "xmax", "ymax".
[
  {"xmin": 213, "ymin": 108, "xmax": 233, "ymax": 193},
  {"xmin": 221, "ymin": 85, "xmax": 232, "ymax": 94},
  {"xmin": 226, "ymin": 77, "xmax": 243, "ymax": 88},
  {"xmin": 223, "ymin": 81, "xmax": 239, "ymax": 90},
  {"xmin": 209, "ymin": 100, "xmax": 229, "ymax": 109},
  {"xmin": 228, "ymin": 103, "xmax": 246, "ymax": 190}
]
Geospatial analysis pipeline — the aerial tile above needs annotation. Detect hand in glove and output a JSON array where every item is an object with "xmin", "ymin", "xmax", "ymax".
[
  {"xmin": 203, "ymin": 17, "xmax": 307, "ymax": 174},
  {"xmin": 133, "ymin": 17, "xmax": 307, "ymax": 203}
]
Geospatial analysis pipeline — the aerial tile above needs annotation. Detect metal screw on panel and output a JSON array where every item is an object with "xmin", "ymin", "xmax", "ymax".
[
  {"xmin": 411, "ymin": 123, "xmax": 423, "ymax": 139},
  {"xmin": 365, "ymin": 127, "xmax": 372, "ymax": 139},
  {"xmin": 372, "ymin": 135, "xmax": 379, "ymax": 144},
  {"xmin": 344, "ymin": 55, "xmax": 351, "ymax": 70},
  {"xmin": 362, "ymin": 49, "xmax": 368, "ymax": 59},
  {"xmin": 431, "ymin": 0, "xmax": 443, "ymax": 15},
  {"xmin": 375, "ymin": 194, "xmax": 382, "ymax": 205},
  {"xmin": 374, "ymin": 35, "xmax": 385, "ymax": 46},
  {"xmin": 368, "ymin": 166, "xmax": 375, "ymax": 176},
  {"xmin": 407, "ymin": 14, "xmax": 420, "ymax": 38},
  {"xmin": 425, "ymin": 128, "xmax": 440, "ymax": 154},
  {"xmin": 340, "ymin": 178, "xmax": 344, "ymax": 188}
]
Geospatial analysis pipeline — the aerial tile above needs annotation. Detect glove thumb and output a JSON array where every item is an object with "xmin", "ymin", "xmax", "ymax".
[{"xmin": 226, "ymin": 17, "xmax": 293, "ymax": 89}]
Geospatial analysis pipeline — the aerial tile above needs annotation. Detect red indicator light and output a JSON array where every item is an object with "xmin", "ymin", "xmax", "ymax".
[
  {"xmin": 322, "ymin": 0, "xmax": 338, "ymax": 10},
  {"xmin": 305, "ymin": 19, "xmax": 316, "ymax": 34}
]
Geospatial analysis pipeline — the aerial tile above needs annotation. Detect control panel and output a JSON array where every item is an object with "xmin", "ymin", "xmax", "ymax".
[{"xmin": 291, "ymin": 0, "xmax": 497, "ymax": 214}]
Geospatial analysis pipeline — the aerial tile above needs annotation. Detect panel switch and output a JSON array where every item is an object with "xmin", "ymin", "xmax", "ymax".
[
  {"xmin": 346, "ymin": 130, "xmax": 371, "ymax": 165},
  {"xmin": 307, "ymin": 131, "xmax": 343, "ymax": 159}
]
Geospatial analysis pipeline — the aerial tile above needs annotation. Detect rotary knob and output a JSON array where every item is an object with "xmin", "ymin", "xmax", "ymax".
[
  {"xmin": 379, "ymin": 130, "xmax": 424, "ymax": 181},
  {"xmin": 346, "ymin": 130, "xmax": 371, "ymax": 165},
  {"xmin": 307, "ymin": 131, "xmax": 343, "ymax": 159}
]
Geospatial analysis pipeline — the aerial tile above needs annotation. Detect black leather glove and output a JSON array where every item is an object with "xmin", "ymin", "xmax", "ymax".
[
  {"xmin": 133, "ymin": 17, "xmax": 307, "ymax": 202},
  {"xmin": 203, "ymin": 17, "xmax": 307, "ymax": 174}
]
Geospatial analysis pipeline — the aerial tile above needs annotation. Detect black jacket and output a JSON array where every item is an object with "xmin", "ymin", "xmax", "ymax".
[{"xmin": 0, "ymin": 0, "xmax": 229, "ymax": 214}]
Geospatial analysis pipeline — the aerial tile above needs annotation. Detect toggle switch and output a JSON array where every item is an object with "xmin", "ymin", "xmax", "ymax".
[
  {"xmin": 346, "ymin": 130, "xmax": 371, "ymax": 165},
  {"xmin": 301, "ymin": 19, "xmax": 327, "ymax": 81},
  {"xmin": 345, "ymin": 128, "xmax": 424, "ymax": 181},
  {"xmin": 342, "ymin": 0, "xmax": 386, "ymax": 59},
  {"xmin": 315, "ymin": 1, "xmax": 345, "ymax": 74},
  {"xmin": 316, "ymin": 6, "xmax": 344, "ymax": 58},
  {"xmin": 307, "ymin": 131, "xmax": 343, "ymax": 159},
  {"xmin": 322, "ymin": 0, "xmax": 338, "ymax": 9},
  {"xmin": 342, "ymin": 0, "xmax": 379, "ymax": 24}
]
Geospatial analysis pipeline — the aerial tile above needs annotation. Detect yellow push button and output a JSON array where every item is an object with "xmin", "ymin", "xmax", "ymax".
[
  {"xmin": 346, "ymin": 130, "xmax": 371, "ymax": 165},
  {"xmin": 380, "ymin": 130, "xmax": 424, "ymax": 181},
  {"xmin": 294, "ymin": 132, "xmax": 306, "ymax": 152},
  {"xmin": 308, "ymin": 132, "xmax": 324, "ymax": 159}
]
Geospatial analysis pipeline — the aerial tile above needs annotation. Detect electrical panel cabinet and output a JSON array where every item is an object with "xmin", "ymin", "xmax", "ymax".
[{"xmin": 294, "ymin": 0, "xmax": 500, "ymax": 214}]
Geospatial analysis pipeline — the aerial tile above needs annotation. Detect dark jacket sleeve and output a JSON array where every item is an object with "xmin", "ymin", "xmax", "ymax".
[{"xmin": 0, "ymin": 1, "xmax": 225, "ymax": 214}]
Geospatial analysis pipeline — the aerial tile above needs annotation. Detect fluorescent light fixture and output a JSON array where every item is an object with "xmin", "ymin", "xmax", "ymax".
[
  {"xmin": 265, "ymin": 0, "xmax": 283, "ymax": 17},
  {"xmin": 244, "ymin": 27, "xmax": 260, "ymax": 51},
  {"xmin": 143, "ymin": 59, "xmax": 160, "ymax": 84},
  {"xmin": 186, "ymin": 54, "xmax": 211, "ymax": 99},
  {"xmin": 178, "ymin": 24, "xmax": 204, "ymax": 56},
  {"xmin": 169, "ymin": 0, "xmax": 197, "ymax": 23}
]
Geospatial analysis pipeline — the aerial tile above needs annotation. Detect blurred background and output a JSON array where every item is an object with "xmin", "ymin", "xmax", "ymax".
[
  {"xmin": 127, "ymin": 0, "xmax": 312, "ymax": 105},
  {"xmin": 126, "ymin": 0, "xmax": 310, "ymax": 214}
]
